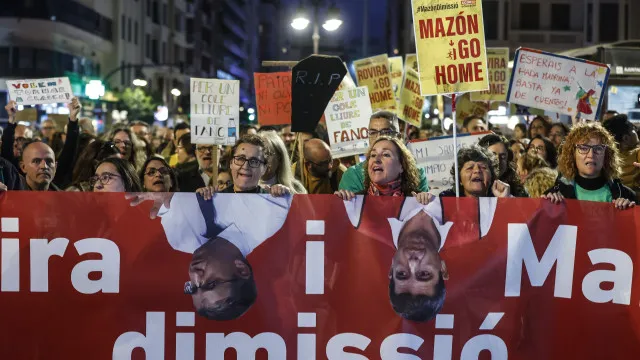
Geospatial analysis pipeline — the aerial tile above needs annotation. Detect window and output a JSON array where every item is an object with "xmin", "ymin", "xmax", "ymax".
[
  {"xmin": 503, "ymin": 2, "xmax": 509, "ymax": 40},
  {"xmin": 599, "ymin": 4, "xmax": 619, "ymax": 42},
  {"xmin": 174, "ymin": 45, "xmax": 180, "ymax": 63},
  {"xmin": 120, "ymin": 60, "xmax": 125, "ymax": 86},
  {"xmin": 482, "ymin": 1, "xmax": 498, "ymax": 40},
  {"xmin": 162, "ymin": 3, "xmax": 167, "ymax": 25},
  {"xmin": 121, "ymin": 15, "xmax": 125, "ymax": 40},
  {"xmin": 551, "ymin": 4, "xmax": 571, "ymax": 31},
  {"xmin": 202, "ymin": 55, "xmax": 210, "ymax": 72},
  {"xmin": 146, "ymin": 0, "xmax": 151, "ymax": 17},
  {"xmin": 134, "ymin": 22, "xmax": 138, "ymax": 45},
  {"xmin": 145, "ymin": 34, "xmax": 151, "ymax": 58},
  {"xmin": 175, "ymin": 11, "xmax": 182, "ymax": 32},
  {"xmin": 128, "ymin": 18, "xmax": 132, "ymax": 42},
  {"xmin": 152, "ymin": 39, "xmax": 158, "ymax": 63},
  {"xmin": 519, "ymin": 3, "xmax": 540, "ymax": 30},
  {"xmin": 162, "ymin": 42, "xmax": 166, "ymax": 63},
  {"xmin": 625, "ymin": 4, "xmax": 629, "ymax": 40},
  {"xmin": 186, "ymin": 49, "xmax": 193, "ymax": 66},
  {"xmin": 152, "ymin": 1, "xmax": 159, "ymax": 24}
]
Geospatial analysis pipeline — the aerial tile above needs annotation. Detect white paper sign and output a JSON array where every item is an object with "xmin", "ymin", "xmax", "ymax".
[
  {"xmin": 408, "ymin": 132, "xmax": 487, "ymax": 194},
  {"xmin": 507, "ymin": 48, "xmax": 610, "ymax": 121},
  {"xmin": 7, "ymin": 77, "xmax": 73, "ymax": 105},
  {"xmin": 190, "ymin": 78, "xmax": 240, "ymax": 145},
  {"xmin": 325, "ymin": 86, "xmax": 373, "ymax": 158}
]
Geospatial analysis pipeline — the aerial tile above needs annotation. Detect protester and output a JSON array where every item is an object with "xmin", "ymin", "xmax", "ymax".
[
  {"xmin": 478, "ymin": 134, "xmax": 528, "ymax": 197},
  {"xmin": 461, "ymin": 115, "xmax": 488, "ymax": 133},
  {"xmin": 334, "ymin": 136, "xmax": 432, "ymax": 204},
  {"xmin": 49, "ymin": 132, "xmax": 66, "ymax": 158},
  {"xmin": 140, "ymin": 156, "xmax": 178, "ymax": 192},
  {"xmin": 549, "ymin": 122, "xmax": 569, "ymax": 149},
  {"xmin": 216, "ymin": 170, "xmax": 233, "ymax": 191},
  {"xmin": 291, "ymin": 138, "xmax": 342, "ymax": 194},
  {"xmin": 340, "ymin": 111, "xmax": 429, "ymax": 193},
  {"xmin": 259, "ymin": 130, "xmax": 306, "ymax": 194},
  {"xmin": 40, "ymin": 119, "xmax": 57, "ymax": 144},
  {"xmin": 439, "ymin": 145, "xmax": 512, "ymax": 198},
  {"xmin": 603, "ymin": 110, "xmax": 619, "ymax": 121},
  {"xmin": 513, "ymin": 123, "xmax": 527, "ymax": 141},
  {"xmin": 162, "ymin": 122, "xmax": 190, "ymax": 167},
  {"xmin": 527, "ymin": 135, "xmax": 558, "ymax": 168},
  {"xmin": 105, "ymin": 126, "xmax": 146, "ymax": 171},
  {"xmin": 543, "ymin": 122, "xmax": 635, "ymax": 209},
  {"xmin": 130, "ymin": 120, "xmax": 151, "ymax": 143},
  {"xmin": 67, "ymin": 140, "xmax": 122, "ymax": 191},
  {"xmin": 0, "ymin": 156, "xmax": 23, "ymax": 190},
  {"xmin": 19, "ymin": 140, "xmax": 59, "ymax": 191},
  {"xmin": 524, "ymin": 167, "xmax": 558, "ymax": 198},
  {"xmin": 175, "ymin": 133, "xmax": 197, "ymax": 166},
  {"xmin": 528, "ymin": 116, "xmax": 550, "ymax": 138},
  {"xmin": 240, "ymin": 124, "xmax": 258, "ymax": 137},
  {"xmin": 603, "ymin": 114, "xmax": 640, "ymax": 190},
  {"xmin": 91, "ymin": 157, "xmax": 143, "ymax": 192},
  {"xmin": 509, "ymin": 139, "xmax": 526, "ymax": 164},
  {"xmin": 280, "ymin": 125, "xmax": 295, "ymax": 153},
  {"xmin": 78, "ymin": 118, "xmax": 96, "ymax": 135},
  {"xmin": 517, "ymin": 152, "xmax": 551, "ymax": 183},
  {"xmin": 175, "ymin": 134, "xmax": 214, "ymax": 192}
]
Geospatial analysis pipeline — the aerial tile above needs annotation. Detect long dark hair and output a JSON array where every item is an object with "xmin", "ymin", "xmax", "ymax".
[
  {"xmin": 139, "ymin": 155, "xmax": 179, "ymax": 192},
  {"xmin": 71, "ymin": 140, "xmax": 121, "ymax": 186},
  {"xmin": 95, "ymin": 157, "xmax": 143, "ymax": 192},
  {"xmin": 478, "ymin": 134, "xmax": 528, "ymax": 197},
  {"xmin": 527, "ymin": 135, "xmax": 558, "ymax": 168}
]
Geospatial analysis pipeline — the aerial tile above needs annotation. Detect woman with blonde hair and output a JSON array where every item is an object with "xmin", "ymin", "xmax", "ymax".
[
  {"xmin": 543, "ymin": 122, "xmax": 635, "ymax": 209},
  {"xmin": 524, "ymin": 167, "xmax": 558, "ymax": 198},
  {"xmin": 258, "ymin": 130, "xmax": 307, "ymax": 194}
]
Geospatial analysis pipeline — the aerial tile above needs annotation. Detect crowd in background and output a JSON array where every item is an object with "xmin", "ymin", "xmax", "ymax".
[{"xmin": 1, "ymin": 98, "xmax": 638, "ymax": 210}]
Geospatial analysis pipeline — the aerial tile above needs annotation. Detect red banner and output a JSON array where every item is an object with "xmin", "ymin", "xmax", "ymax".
[{"xmin": 1, "ymin": 193, "xmax": 639, "ymax": 359}]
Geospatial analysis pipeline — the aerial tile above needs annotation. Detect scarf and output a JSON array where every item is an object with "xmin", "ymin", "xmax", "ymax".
[{"xmin": 368, "ymin": 178, "xmax": 403, "ymax": 197}]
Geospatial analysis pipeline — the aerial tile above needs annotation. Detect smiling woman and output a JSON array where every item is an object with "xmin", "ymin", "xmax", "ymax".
[{"xmin": 140, "ymin": 156, "xmax": 178, "ymax": 192}]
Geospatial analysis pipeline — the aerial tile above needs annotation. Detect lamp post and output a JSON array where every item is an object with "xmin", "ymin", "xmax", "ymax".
[{"xmin": 290, "ymin": 1, "xmax": 342, "ymax": 54}]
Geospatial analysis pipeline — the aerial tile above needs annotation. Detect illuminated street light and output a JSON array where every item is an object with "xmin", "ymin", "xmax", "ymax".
[
  {"xmin": 291, "ymin": 6, "xmax": 310, "ymax": 30},
  {"xmin": 171, "ymin": 88, "xmax": 181, "ymax": 96},
  {"xmin": 133, "ymin": 79, "xmax": 148, "ymax": 87},
  {"xmin": 85, "ymin": 80, "xmax": 105, "ymax": 100},
  {"xmin": 247, "ymin": 108, "xmax": 255, "ymax": 114},
  {"xmin": 322, "ymin": 6, "xmax": 342, "ymax": 31}
]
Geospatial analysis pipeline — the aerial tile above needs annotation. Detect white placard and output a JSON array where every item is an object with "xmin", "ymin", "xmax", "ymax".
[
  {"xmin": 190, "ymin": 78, "xmax": 240, "ymax": 145},
  {"xmin": 325, "ymin": 86, "xmax": 373, "ymax": 158},
  {"xmin": 7, "ymin": 77, "xmax": 73, "ymax": 105}
]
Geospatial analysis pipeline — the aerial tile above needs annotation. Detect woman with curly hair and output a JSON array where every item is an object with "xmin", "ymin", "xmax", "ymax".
[
  {"xmin": 440, "ymin": 145, "xmax": 512, "ymax": 198},
  {"xmin": 334, "ymin": 136, "xmax": 432, "ymax": 204},
  {"xmin": 478, "ymin": 134, "xmax": 528, "ymax": 197},
  {"xmin": 543, "ymin": 122, "xmax": 635, "ymax": 209}
]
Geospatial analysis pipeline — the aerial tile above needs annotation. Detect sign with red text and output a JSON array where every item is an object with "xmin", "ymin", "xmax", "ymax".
[
  {"xmin": 399, "ymin": 68, "xmax": 424, "ymax": 127},
  {"xmin": 254, "ymin": 72, "xmax": 292, "ymax": 126},
  {"xmin": 353, "ymin": 54, "xmax": 397, "ymax": 111},
  {"xmin": 325, "ymin": 86, "xmax": 373, "ymax": 158},
  {"xmin": 411, "ymin": 0, "xmax": 489, "ymax": 95},
  {"xmin": 190, "ymin": 78, "xmax": 240, "ymax": 145},
  {"xmin": 507, "ymin": 48, "xmax": 610, "ymax": 121},
  {"xmin": 471, "ymin": 47, "xmax": 510, "ymax": 101},
  {"xmin": 7, "ymin": 77, "xmax": 73, "ymax": 105}
]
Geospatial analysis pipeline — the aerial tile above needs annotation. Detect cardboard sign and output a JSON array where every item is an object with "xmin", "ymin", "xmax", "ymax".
[
  {"xmin": 7, "ymin": 77, "xmax": 73, "ymax": 105},
  {"xmin": 411, "ymin": 0, "xmax": 489, "ymax": 95},
  {"xmin": 254, "ymin": 72, "xmax": 292, "ymax": 126},
  {"xmin": 389, "ymin": 56, "xmax": 404, "ymax": 108},
  {"xmin": 325, "ymin": 86, "xmax": 373, "ymax": 158},
  {"xmin": 399, "ymin": 68, "xmax": 424, "ymax": 127},
  {"xmin": 190, "ymin": 78, "xmax": 240, "ymax": 145},
  {"xmin": 408, "ymin": 132, "xmax": 487, "ymax": 192},
  {"xmin": 291, "ymin": 55, "xmax": 347, "ymax": 133},
  {"xmin": 471, "ymin": 47, "xmax": 510, "ymax": 101},
  {"xmin": 507, "ymin": 48, "xmax": 610, "ymax": 120},
  {"xmin": 405, "ymin": 53, "xmax": 419, "ymax": 72},
  {"xmin": 353, "ymin": 54, "xmax": 396, "ymax": 111}
]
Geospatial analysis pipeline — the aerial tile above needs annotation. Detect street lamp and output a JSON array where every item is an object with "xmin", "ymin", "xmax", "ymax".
[
  {"xmin": 322, "ymin": 6, "xmax": 342, "ymax": 31},
  {"xmin": 291, "ymin": 6, "xmax": 310, "ymax": 30},
  {"xmin": 171, "ymin": 88, "xmax": 181, "ymax": 96},
  {"xmin": 290, "ymin": 1, "xmax": 342, "ymax": 54},
  {"xmin": 133, "ymin": 79, "xmax": 147, "ymax": 87}
]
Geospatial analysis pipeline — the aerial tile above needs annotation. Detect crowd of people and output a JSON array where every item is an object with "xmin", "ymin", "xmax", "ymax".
[{"xmin": 1, "ymin": 98, "xmax": 638, "ymax": 210}]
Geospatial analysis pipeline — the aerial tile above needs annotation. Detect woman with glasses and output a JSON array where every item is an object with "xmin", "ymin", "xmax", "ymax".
[
  {"xmin": 140, "ymin": 156, "xmax": 178, "ymax": 192},
  {"xmin": 526, "ymin": 135, "xmax": 558, "ymax": 168},
  {"xmin": 543, "ymin": 122, "xmax": 635, "ymax": 209},
  {"xmin": 216, "ymin": 170, "xmax": 233, "ymax": 192},
  {"xmin": 91, "ymin": 157, "xmax": 142, "ymax": 192},
  {"xmin": 66, "ymin": 140, "xmax": 122, "ymax": 191},
  {"xmin": 258, "ymin": 130, "xmax": 306, "ymax": 194},
  {"xmin": 104, "ymin": 126, "xmax": 146, "ymax": 171}
]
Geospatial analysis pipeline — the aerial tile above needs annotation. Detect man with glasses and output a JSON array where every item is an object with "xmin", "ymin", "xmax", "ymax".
[
  {"xmin": 293, "ymin": 138, "xmax": 345, "ymax": 194},
  {"xmin": 176, "ymin": 140, "xmax": 217, "ymax": 192},
  {"xmin": 338, "ymin": 111, "xmax": 429, "ymax": 193}
]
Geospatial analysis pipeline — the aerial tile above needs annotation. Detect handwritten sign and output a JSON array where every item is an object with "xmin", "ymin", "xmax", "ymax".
[
  {"xmin": 399, "ymin": 68, "xmax": 424, "ymax": 127},
  {"xmin": 254, "ymin": 72, "xmax": 291, "ymax": 126},
  {"xmin": 507, "ymin": 48, "xmax": 610, "ymax": 121},
  {"xmin": 408, "ymin": 132, "xmax": 487, "ymax": 193},
  {"xmin": 389, "ymin": 56, "xmax": 404, "ymax": 108},
  {"xmin": 7, "ymin": 77, "xmax": 73, "ymax": 105},
  {"xmin": 411, "ymin": 0, "xmax": 489, "ymax": 95},
  {"xmin": 190, "ymin": 78, "xmax": 240, "ymax": 145},
  {"xmin": 325, "ymin": 86, "xmax": 373, "ymax": 158},
  {"xmin": 353, "ymin": 54, "xmax": 396, "ymax": 111},
  {"xmin": 471, "ymin": 47, "xmax": 509, "ymax": 101}
]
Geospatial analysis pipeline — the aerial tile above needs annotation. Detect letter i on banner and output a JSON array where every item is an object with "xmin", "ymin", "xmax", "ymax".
[{"xmin": 305, "ymin": 220, "xmax": 325, "ymax": 295}]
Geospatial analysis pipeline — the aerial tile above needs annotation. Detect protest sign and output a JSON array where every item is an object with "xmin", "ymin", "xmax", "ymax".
[
  {"xmin": 398, "ymin": 68, "xmax": 424, "ymax": 127},
  {"xmin": 325, "ymin": 86, "xmax": 373, "ymax": 158},
  {"xmin": 291, "ymin": 55, "xmax": 346, "ymax": 133},
  {"xmin": 471, "ymin": 47, "xmax": 510, "ymax": 101},
  {"xmin": 190, "ymin": 78, "xmax": 240, "ymax": 145},
  {"xmin": 455, "ymin": 92, "xmax": 490, "ymax": 123},
  {"xmin": 337, "ymin": 62, "xmax": 357, "ymax": 91},
  {"xmin": 411, "ymin": 0, "xmax": 489, "ymax": 95},
  {"xmin": 254, "ymin": 72, "xmax": 292, "ymax": 126},
  {"xmin": 389, "ymin": 56, "xmax": 404, "ymax": 107},
  {"xmin": 408, "ymin": 132, "xmax": 487, "ymax": 192},
  {"xmin": 353, "ymin": 54, "xmax": 396, "ymax": 111},
  {"xmin": 507, "ymin": 48, "xmax": 610, "ymax": 121},
  {"xmin": 3, "ymin": 192, "xmax": 640, "ymax": 359},
  {"xmin": 7, "ymin": 77, "xmax": 73, "ymax": 105},
  {"xmin": 405, "ymin": 53, "xmax": 419, "ymax": 72}
]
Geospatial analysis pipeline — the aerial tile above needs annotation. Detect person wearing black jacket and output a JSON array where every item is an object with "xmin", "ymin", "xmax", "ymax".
[
  {"xmin": 0, "ymin": 156, "xmax": 23, "ymax": 190},
  {"xmin": 543, "ymin": 122, "xmax": 636, "ymax": 209}
]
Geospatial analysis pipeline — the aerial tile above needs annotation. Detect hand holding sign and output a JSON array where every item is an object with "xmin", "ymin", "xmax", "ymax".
[
  {"xmin": 4, "ymin": 100, "xmax": 17, "ymax": 124},
  {"xmin": 69, "ymin": 97, "xmax": 82, "ymax": 122}
]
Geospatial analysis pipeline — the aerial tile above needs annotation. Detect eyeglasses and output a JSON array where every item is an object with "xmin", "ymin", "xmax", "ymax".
[
  {"xmin": 42, "ymin": 126, "xmax": 55, "ymax": 131},
  {"xmin": 529, "ymin": 146, "xmax": 546, "ymax": 153},
  {"xmin": 576, "ymin": 144, "xmax": 607, "ymax": 155},
  {"xmin": 197, "ymin": 146, "xmax": 215, "ymax": 154},
  {"xmin": 114, "ymin": 139, "xmax": 132, "ymax": 147},
  {"xmin": 184, "ymin": 279, "xmax": 238, "ymax": 295},
  {"xmin": 233, "ymin": 155, "xmax": 266, "ymax": 168},
  {"xmin": 308, "ymin": 159, "xmax": 332, "ymax": 167},
  {"xmin": 367, "ymin": 128, "xmax": 398, "ymax": 137},
  {"xmin": 145, "ymin": 167, "xmax": 171, "ymax": 177},
  {"xmin": 89, "ymin": 172, "xmax": 121, "ymax": 188}
]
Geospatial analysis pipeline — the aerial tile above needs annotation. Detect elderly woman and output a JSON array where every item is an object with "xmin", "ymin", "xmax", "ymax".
[
  {"xmin": 258, "ymin": 130, "xmax": 306, "ymax": 194},
  {"xmin": 334, "ymin": 136, "xmax": 432, "ymax": 204},
  {"xmin": 543, "ymin": 123, "xmax": 635, "ymax": 209},
  {"xmin": 140, "ymin": 155, "xmax": 178, "ymax": 192},
  {"xmin": 527, "ymin": 135, "xmax": 558, "ymax": 168},
  {"xmin": 439, "ymin": 145, "xmax": 512, "ymax": 198},
  {"xmin": 91, "ymin": 157, "xmax": 143, "ymax": 192},
  {"xmin": 478, "ymin": 134, "xmax": 528, "ymax": 197}
]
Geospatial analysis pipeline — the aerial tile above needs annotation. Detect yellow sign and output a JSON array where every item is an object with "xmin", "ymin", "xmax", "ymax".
[
  {"xmin": 405, "ymin": 54, "xmax": 419, "ymax": 72},
  {"xmin": 411, "ymin": 0, "xmax": 489, "ymax": 95},
  {"xmin": 389, "ymin": 56, "xmax": 404, "ymax": 108},
  {"xmin": 353, "ymin": 54, "xmax": 396, "ymax": 111},
  {"xmin": 399, "ymin": 68, "xmax": 424, "ymax": 127},
  {"xmin": 455, "ymin": 93, "xmax": 489, "ymax": 124},
  {"xmin": 471, "ymin": 48, "xmax": 509, "ymax": 101}
]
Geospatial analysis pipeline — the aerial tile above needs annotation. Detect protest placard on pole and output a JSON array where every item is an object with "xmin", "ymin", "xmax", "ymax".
[
  {"xmin": 389, "ymin": 56, "xmax": 404, "ymax": 108},
  {"xmin": 506, "ymin": 48, "xmax": 610, "ymax": 121},
  {"xmin": 190, "ymin": 78, "xmax": 240, "ymax": 145},
  {"xmin": 7, "ymin": 77, "xmax": 73, "ymax": 105},
  {"xmin": 398, "ymin": 68, "xmax": 424, "ymax": 127},
  {"xmin": 411, "ymin": 0, "xmax": 489, "ymax": 96},
  {"xmin": 254, "ymin": 72, "xmax": 292, "ymax": 126},
  {"xmin": 325, "ymin": 86, "xmax": 373, "ymax": 158},
  {"xmin": 470, "ymin": 47, "xmax": 509, "ymax": 101},
  {"xmin": 353, "ymin": 54, "xmax": 396, "ymax": 111}
]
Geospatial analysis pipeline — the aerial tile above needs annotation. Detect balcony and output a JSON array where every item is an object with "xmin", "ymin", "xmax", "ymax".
[
  {"xmin": 223, "ymin": 39, "xmax": 247, "ymax": 59},
  {"xmin": 222, "ymin": 16, "xmax": 247, "ymax": 41},
  {"xmin": 224, "ymin": 0, "xmax": 246, "ymax": 22},
  {"xmin": 510, "ymin": 29, "xmax": 584, "ymax": 50}
]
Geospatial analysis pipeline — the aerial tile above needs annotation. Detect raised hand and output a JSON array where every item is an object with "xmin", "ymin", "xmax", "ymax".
[
  {"xmin": 69, "ymin": 97, "xmax": 81, "ymax": 122},
  {"xmin": 4, "ymin": 100, "xmax": 17, "ymax": 124},
  {"xmin": 492, "ymin": 180, "xmax": 511, "ymax": 198}
]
